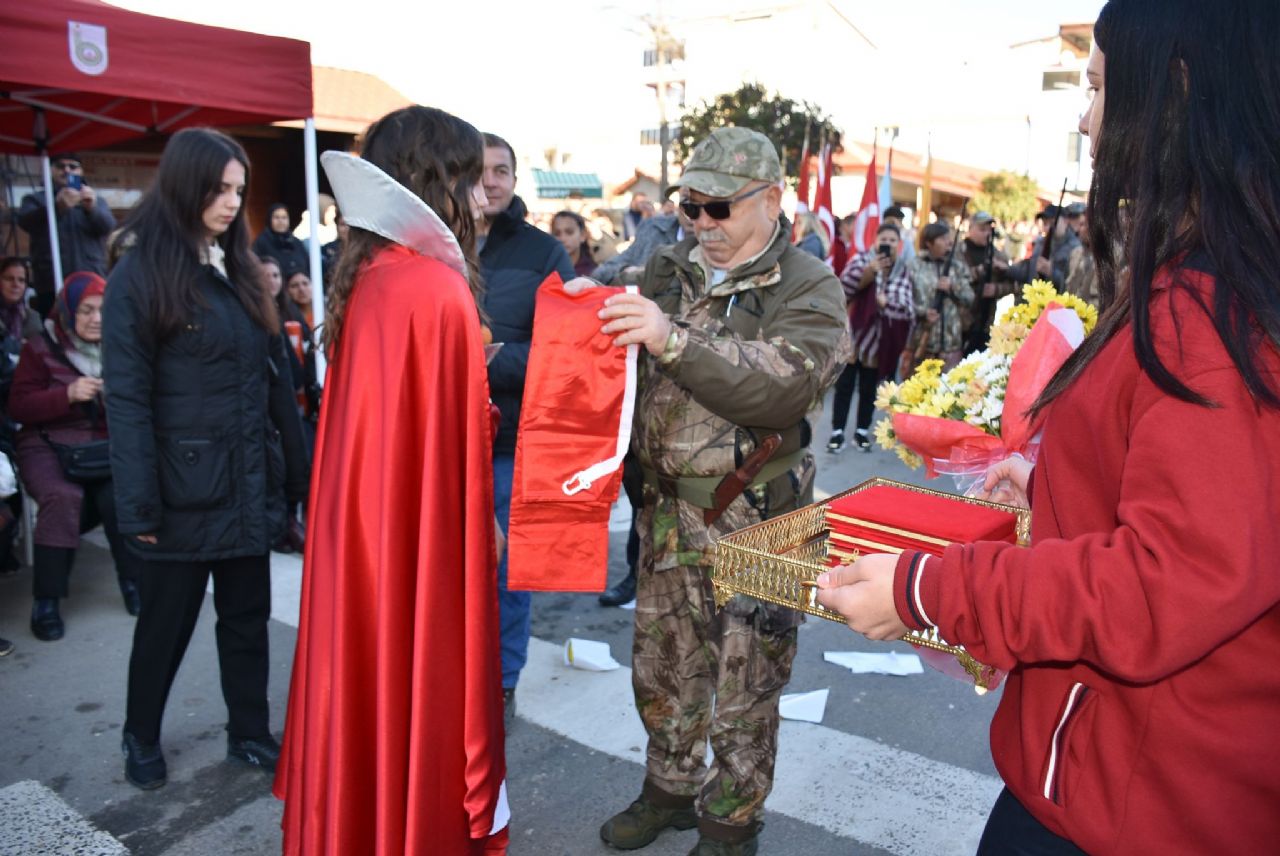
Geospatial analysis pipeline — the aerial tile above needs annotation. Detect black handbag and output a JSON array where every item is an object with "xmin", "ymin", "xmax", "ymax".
[{"xmin": 42, "ymin": 432, "xmax": 112, "ymax": 483}]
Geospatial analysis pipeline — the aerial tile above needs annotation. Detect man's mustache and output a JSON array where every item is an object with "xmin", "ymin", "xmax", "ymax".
[{"xmin": 696, "ymin": 228, "xmax": 727, "ymax": 245}]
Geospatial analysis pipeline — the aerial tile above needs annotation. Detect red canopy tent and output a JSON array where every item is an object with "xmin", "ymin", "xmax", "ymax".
[{"xmin": 0, "ymin": 0, "xmax": 325, "ymax": 350}]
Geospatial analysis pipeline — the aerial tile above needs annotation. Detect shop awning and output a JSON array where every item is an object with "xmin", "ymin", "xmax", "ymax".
[{"xmin": 532, "ymin": 169, "xmax": 603, "ymax": 199}]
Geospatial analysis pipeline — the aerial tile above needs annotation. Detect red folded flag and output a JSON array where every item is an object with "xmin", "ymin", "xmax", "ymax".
[
  {"xmin": 825, "ymin": 483, "xmax": 1019, "ymax": 556},
  {"xmin": 507, "ymin": 275, "xmax": 637, "ymax": 592}
]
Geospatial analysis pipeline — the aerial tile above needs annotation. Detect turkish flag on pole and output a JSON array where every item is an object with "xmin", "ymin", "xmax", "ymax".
[
  {"xmin": 852, "ymin": 147, "xmax": 880, "ymax": 253},
  {"xmin": 814, "ymin": 142, "xmax": 836, "ymax": 268},
  {"xmin": 793, "ymin": 133, "xmax": 812, "ymax": 243}
]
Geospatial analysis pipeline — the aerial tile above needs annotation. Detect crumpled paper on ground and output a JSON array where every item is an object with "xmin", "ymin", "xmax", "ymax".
[
  {"xmin": 563, "ymin": 638, "xmax": 621, "ymax": 671},
  {"xmin": 823, "ymin": 650, "xmax": 923, "ymax": 676},
  {"xmin": 779, "ymin": 688, "xmax": 829, "ymax": 723}
]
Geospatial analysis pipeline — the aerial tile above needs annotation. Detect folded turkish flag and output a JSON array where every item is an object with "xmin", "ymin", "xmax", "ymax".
[
  {"xmin": 825, "ymin": 483, "xmax": 1019, "ymax": 557},
  {"xmin": 507, "ymin": 275, "xmax": 637, "ymax": 592}
]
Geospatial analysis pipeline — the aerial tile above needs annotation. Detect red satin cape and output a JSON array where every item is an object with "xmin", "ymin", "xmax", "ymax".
[{"xmin": 274, "ymin": 244, "xmax": 507, "ymax": 854}]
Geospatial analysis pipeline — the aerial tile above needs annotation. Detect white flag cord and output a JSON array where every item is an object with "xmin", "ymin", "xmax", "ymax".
[{"xmin": 562, "ymin": 285, "xmax": 640, "ymax": 496}]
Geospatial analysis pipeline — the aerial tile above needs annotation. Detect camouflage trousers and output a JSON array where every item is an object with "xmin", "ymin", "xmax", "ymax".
[{"xmin": 631, "ymin": 549, "xmax": 799, "ymax": 831}]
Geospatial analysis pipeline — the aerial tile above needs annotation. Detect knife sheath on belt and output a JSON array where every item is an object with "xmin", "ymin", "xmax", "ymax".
[{"xmin": 704, "ymin": 432, "xmax": 783, "ymax": 526}]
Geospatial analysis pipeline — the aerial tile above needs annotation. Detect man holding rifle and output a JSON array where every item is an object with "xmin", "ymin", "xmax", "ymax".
[
  {"xmin": 574, "ymin": 127, "xmax": 849, "ymax": 856},
  {"xmin": 1008, "ymin": 202, "xmax": 1079, "ymax": 291}
]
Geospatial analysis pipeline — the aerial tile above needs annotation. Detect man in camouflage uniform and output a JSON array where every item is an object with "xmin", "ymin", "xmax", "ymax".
[
  {"xmin": 908, "ymin": 222, "xmax": 975, "ymax": 369},
  {"xmin": 586, "ymin": 127, "xmax": 850, "ymax": 855}
]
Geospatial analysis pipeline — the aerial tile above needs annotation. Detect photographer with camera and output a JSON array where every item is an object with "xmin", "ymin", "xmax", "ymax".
[
  {"xmin": 828, "ymin": 222, "xmax": 916, "ymax": 452},
  {"xmin": 17, "ymin": 154, "xmax": 116, "ymax": 319}
]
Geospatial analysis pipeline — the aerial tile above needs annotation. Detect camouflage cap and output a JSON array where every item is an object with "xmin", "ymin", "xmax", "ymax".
[{"xmin": 669, "ymin": 126, "xmax": 783, "ymax": 198}]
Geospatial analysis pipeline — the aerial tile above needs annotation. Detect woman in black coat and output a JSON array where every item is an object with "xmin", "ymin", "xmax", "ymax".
[
  {"xmin": 103, "ymin": 128, "xmax": 308, "ymax": 791},
  {"xmin": 251, "ymin": 202, "xmax": 308, "ymax": 275}
]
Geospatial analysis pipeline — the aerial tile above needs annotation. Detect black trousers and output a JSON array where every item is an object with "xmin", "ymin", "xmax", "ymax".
[
  {"xmin": 978, "ymin": 789, "xmax": 1088, "ymax": 855},
  {"xmin": 622, "ymin": 454, "xmax": 643, "ymax": 573},
  {"xmin": 124, "ymin": 553, "xmax": 272, "ymax": 744},
  {"xmin": 830, "ymin": 362, "xmax": 879, "ymax": 436},
  {"xmin": 32, "ymin": 479, "xmax": 138, "ymax": 599}
]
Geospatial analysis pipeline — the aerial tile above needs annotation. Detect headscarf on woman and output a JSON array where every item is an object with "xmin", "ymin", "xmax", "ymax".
[{"xmin": 48, "ymin": 271, "xmax": 105, "ymax": 378}]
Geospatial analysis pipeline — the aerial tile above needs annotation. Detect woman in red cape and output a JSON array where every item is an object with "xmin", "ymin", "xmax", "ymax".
[{"xmin": 274, "ymin": 107, "xmax": 508, "ymax": 855}]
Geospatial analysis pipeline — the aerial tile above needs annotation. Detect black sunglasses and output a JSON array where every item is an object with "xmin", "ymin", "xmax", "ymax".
[{"xmin": 679, "ymin": 183, "xmax": 769, "ymax": 221}]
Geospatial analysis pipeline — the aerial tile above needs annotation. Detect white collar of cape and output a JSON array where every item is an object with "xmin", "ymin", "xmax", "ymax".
[{"xmin": 320, "ymin": 151, "xmax": 467, "ymax": 280}]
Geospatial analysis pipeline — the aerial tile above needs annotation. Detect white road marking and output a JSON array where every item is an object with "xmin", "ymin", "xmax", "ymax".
[{"xmin": 0, "ymin": 780, "xmax": 127, "ymax": 856}]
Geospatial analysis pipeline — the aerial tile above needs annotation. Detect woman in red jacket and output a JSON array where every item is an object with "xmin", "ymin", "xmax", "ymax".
[{"xmin": 817, "ymin": 1, "xmax": 1280, "ymax": 853}]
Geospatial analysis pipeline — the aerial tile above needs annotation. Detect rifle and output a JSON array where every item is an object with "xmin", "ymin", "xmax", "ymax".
[{"xmin": 1039, "ymin": 178, "xmax": 1070, "ymax": 274}]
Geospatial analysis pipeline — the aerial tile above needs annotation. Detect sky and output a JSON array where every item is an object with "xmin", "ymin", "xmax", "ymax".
[{"xmin": 109, "ymin": 0, "xmax": 1106, "ymax": 179}]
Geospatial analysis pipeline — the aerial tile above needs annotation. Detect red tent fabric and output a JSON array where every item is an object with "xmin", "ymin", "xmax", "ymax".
[{"xmin": 0, "ymin": 0, "xmax": 312, "ymax": 154}]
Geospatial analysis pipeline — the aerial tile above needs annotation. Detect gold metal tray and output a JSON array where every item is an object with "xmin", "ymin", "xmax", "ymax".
[{"xmin": 711, "ymin": 477, "xmax": 1030, "ymax": 692}]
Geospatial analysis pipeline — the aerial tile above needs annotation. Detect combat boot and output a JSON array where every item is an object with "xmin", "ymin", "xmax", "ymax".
[
  {"xmin": 687, "ymin": 818, "xmax": 761, "ymax": 856},
  {"xmin": 600, "ymin": 786, "xmax": 697, "ymax": 850},
  {"xmin": 686, "ymin": 836, "xmax": 759, "ymax": 856}
]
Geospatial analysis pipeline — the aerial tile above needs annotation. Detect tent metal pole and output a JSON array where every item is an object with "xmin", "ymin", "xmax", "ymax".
[
  {"xmin": 11, "ymin": 93, "xmax": 148, "ymax": 133},
  {"xmin": 303, "ymin": 117, "xmax": 326, "ymax": 382},
  {"xmin": 34, "ymin": 109, "xmax": 65, "ymax": 295}
]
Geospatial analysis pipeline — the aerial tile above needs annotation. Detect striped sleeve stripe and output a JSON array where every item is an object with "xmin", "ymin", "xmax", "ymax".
[
  {"xmin": 913, "ymin": 555, "xmax": 936, "ymax": 629},
  {"xmin": 902, "ymin": 553, "xmax": 927, "ymax": 629}
]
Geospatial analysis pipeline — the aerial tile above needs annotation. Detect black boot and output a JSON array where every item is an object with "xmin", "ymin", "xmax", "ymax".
[
  {"xmin": 227, "ymin": 734, "xmax": 281, "ymax": 772},
  {"xmin": 599, "ymin": 569, "xmax": 637, "ymax": 607},
  {"xmin": 31, "ymin": 597, "xmax": 63, "ymax": 641},
  {"xmin": 119, "ymin": 578, "xmax": 141, "ymax": 616},
  {"xmin": 122, "ymin": 732, "xmax": 167, "ymax": 789}
]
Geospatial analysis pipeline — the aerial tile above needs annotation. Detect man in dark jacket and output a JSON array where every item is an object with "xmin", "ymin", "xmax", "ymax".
[
  {"xmin": 478, "ymin": 133, "xmax": 575, "ymax": 723},
  {"xmin": 18, "ymin": 154, "xmax": 115, "ymax": 317},
  {"xmin": 1008, "ymin": 205, "xmax": 1079, "ymax": 291}
]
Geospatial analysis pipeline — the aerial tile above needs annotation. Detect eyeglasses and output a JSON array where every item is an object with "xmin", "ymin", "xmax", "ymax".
[
  {"xmin": 53, "ymin": 161, "xmax": 82, "ymax": 172},
  {"xmin": 679, "ymin": 183, "xmax": 769, "ymax": 221}
]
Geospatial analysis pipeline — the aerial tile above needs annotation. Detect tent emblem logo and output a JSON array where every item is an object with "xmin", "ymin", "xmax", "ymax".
[{"xmin": 69, "ymin": 22, "xmax": 109, "ymax": 77}]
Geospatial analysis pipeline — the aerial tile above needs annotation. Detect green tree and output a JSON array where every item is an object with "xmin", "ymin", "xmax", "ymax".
[
  {"xmin": 674, "ymin": 82, "xmax": 840, "ymax": 187},
  {"xmin": 971, "ymin": 171, "xmax": 1041, "ymax": 226}
]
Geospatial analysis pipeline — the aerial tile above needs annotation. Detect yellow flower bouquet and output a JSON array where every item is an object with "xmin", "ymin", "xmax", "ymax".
[{"xmin": 875, "ymin": 281, "xmax": 1098, "ymax": 485}]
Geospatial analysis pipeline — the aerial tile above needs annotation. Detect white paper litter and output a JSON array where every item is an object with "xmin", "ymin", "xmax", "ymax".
[
  {"xmin": 563, "ymin": 638, "xmax": 621, "ymax": 671},
  {"xmin": 778, "ymin": 688, "xmax": 829, "ymax": 723},
  {"xmin": 823, "ymin": 650, "xmax": 923, "ymax": 676}
]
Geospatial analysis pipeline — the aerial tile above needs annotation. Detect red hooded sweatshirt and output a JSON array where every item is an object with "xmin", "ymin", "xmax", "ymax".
[{"xmin": 894, "ymin": 260, "xmax": 1280, "ymax": 853}]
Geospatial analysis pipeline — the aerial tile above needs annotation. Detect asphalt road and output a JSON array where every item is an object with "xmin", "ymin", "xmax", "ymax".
[{"xmin": 0, "ymin": 402, "xmax": 1004, "ymax": 855}]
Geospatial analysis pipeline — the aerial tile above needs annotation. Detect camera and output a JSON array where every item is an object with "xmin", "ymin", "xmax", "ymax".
[
  {"xmin": 877, "ymin": 243, "xmax": 891, "ymax": 258},
  {"xmin": 66, "ymin": 174, "xmax": 82, "ymax": 191}
]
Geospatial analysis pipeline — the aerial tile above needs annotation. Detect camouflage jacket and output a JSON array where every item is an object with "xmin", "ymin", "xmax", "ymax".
[
  {"xmin": 908, "ymin": 253, "xmax": 975, "ymax": 355},
  {"xmin": 1065, "ymin": 244, "xmax": 1100, "ymax": 309},
  {"xmin": 635, "ymin": 219, "xmax": 851, "ymax": 573}
]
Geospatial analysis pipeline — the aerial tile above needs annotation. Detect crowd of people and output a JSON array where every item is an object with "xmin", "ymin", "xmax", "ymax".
[{"xmin": 2, "ymin": 1, "xmax": 1278, "ymax": 854}]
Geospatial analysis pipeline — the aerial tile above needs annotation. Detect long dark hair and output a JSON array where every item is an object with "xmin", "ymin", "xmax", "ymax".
[
  {"xmin": 324, "ymin": 105, "xmax": 485, "ymax": 350},
  {"xmin": 115, "ymin": 128, "xmax": 277, "ymax": 338},
  {"xmin": 1035, "ymin": 0, "xmax": 1280, "ymax": 414}
]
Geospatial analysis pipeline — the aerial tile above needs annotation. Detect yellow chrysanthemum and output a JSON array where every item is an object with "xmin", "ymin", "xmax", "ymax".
[
  {"xmin": 873, "ymin": 418, "xmax": 896, "ymax": 450},
  {"xmin": 874, "ymin": 380, "xmax": 898, "ymax": 411},
  {"xmin": 916, "ymin": 358, "xmax": 945, "ymax": 376},
  {"xmin": 946, "ymin": 362, "xmax": 978, "ymax": 385},
  {"xmin": 894, "ymin": 446, "xmax": 925, "ymax": 469}
]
